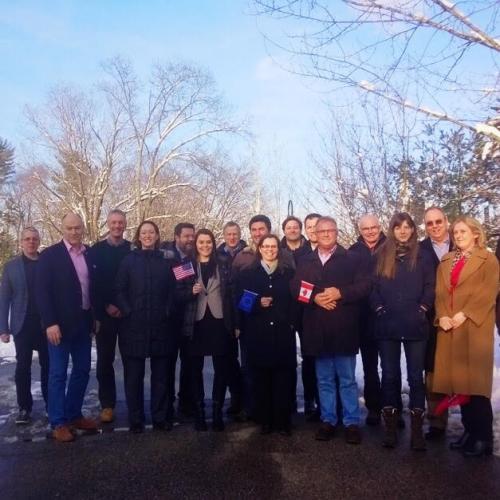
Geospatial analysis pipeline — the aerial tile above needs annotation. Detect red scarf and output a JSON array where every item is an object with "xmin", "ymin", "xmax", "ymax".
[{"xmin": 449, "ymin": 255, "xmax": 466, "ymax": 309}]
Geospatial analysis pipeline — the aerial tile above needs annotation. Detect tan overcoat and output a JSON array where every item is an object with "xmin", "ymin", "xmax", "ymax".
[{"xmin": 431, "ymin": 248, "xmax": 499, "ymax": 398}]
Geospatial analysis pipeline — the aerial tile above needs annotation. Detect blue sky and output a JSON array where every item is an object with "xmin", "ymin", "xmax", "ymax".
[{"xmin": 0, "ymin": 0, "xmax": 326, "ymax": 185}]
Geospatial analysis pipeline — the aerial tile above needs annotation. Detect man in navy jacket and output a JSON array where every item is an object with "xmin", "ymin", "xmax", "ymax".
[
  {"xmin": 419, "ymin": 206, "xmax": 453, "ymax": 439},
  {"xmin": 37, "ymin": 213, "xmax": 97, "ymax": 442},
  {"xmin": 89, "ymin": 209, "xmax": 131, "ymax": 424}
]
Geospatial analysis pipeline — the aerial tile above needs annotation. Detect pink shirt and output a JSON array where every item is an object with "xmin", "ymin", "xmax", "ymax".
[
  {"xmin": 63, "ymin": 239, "xmax": 90, "ymax": 310},
  {"xmin": 318, "ymin": 245, "xmax": 337, "ymax": 266}
]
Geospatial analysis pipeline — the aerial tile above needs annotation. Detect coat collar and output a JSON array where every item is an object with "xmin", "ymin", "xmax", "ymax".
[
  {"xmin": 439, "ymin": 247, "xmax": 490, "ymax": 287},
  {"xmin": 308, "ymin": 244, "xmax": 347, "ymax": 265}
]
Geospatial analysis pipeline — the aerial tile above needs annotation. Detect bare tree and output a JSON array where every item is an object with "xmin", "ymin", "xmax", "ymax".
[
  {"xmin": 314, "ymin": 104, "xmax": 499, "ymax": 243},
  {"xmin": 23, "ymin": 58, "xmax": 246, "ymax": 243},
  {"xmin": 99, "ymin": 57, "xmax": 245, "ymax": 226},
  {"xmin": 254, "ymin": 0, "xmax": 500, "ymax": 144},
  {"xmin": 25, "ymin": 85, "xmax": 127, "ymax": 242}
]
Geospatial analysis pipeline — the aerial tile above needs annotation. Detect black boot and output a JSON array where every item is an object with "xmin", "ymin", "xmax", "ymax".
[
  {"xmin": 195, "ymin": 402, "xmax": 207, "ymax": 431},
  {"xmin": 382, "ymin": 407, "xmax": 398, "ymax": 448},
  {"xmin": 463, "ymin": 439, "xmax": 493, "ymax": 457},
  {"xmin": 410, "ymin": 408, "xmax": 426, "ymax": 451},
  {"xmin": 212, "ymin": 401, "xmax": 225, "ymax": 432}
]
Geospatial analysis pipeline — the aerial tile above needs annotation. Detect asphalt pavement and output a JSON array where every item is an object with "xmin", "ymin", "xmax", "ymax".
[{"xmin": 0, "ymin": 349, "xmax": 499, "ymax": 499}]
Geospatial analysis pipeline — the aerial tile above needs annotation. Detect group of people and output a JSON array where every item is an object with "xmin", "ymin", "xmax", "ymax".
[{"xmin": 0, "ymin": 207, "xmax": 498, "ymax": 458}]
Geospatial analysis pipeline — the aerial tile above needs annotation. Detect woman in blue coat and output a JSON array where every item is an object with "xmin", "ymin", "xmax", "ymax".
[
  {"xmin": 371, "ymin": 213, "xmax": 435, "ymax": 450},
  {"xmin": 236, "ymin": 234, "xmax": 296, "ymax": 436}
]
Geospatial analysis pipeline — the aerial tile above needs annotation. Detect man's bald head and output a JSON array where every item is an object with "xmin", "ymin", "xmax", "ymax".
[
  {"xmin": 62, "ymin": 212, "xmax": 84, "ymax": 247},
  {"xmin": 358, "ymin": 214, "xmax": 382, "ymax": 247}
]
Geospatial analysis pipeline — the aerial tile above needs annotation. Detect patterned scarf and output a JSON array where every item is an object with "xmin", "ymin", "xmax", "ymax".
[{"xmin": 449, "ymin": 248, "xmax": 471, "ymax": 308}]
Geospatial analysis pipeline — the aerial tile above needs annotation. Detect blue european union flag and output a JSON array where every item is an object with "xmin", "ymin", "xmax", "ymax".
[{"xmin": 238, "ymin": 289, "xmax": 258, "ymax": 312}]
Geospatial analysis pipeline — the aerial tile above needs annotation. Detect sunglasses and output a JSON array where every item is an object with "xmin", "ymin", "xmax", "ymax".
[{"xmin": 426, "ymin": 219, "xmax": 444, "ymax": 227}]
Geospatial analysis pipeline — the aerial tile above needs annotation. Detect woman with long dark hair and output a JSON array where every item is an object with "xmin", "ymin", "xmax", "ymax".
[
  {"xmin": 236, "ymin": 234, "xmax": 296, "ymax": 436},
  {"xmin": 114, "ymin": 220, "xmax": 175, "ymax": 433},
  {"xmin": 177, "ymin": 229, "xmax": 234, "ymax": 431},
  {"xmin": 432, "ymin": 216, "xmax": 499, "ymax": 457},
  {"xmin": 371, "ymin": 212, "xmax": 435, "ymax": 450}
]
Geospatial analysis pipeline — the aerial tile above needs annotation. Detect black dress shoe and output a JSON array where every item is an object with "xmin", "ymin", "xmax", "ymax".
[
  {"xmin": 425, "ymin": 427, "xmax": 445, "ymax": 440},
  {"xmin": 449, "ymin": 432, "xmax": 470, "ymax": 450},
  {"xmin": 463, "ymin": 440, "xmax": 493, "ymax": 457}
]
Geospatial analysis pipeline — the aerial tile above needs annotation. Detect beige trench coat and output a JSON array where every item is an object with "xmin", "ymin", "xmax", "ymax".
[{"xmin": 431, "ymin": 248, "xmax": 499, "ymax": 398}]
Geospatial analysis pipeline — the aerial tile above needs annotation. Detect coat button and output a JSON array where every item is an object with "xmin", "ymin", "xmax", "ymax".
[
  {"xmin": 269, "ymin": 285, "xmax": 272, "ymax": 288},
  {"xmin": 270, "ymin": 321, "xmax": 274, "ymax": 326}
]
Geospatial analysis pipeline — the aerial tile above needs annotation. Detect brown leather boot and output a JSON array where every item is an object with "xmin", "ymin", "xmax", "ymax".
[
  {"xmin": 410, "ymin": 408, "xmax": 426, "ymax": 451},
  {"xmin": 382, "ymin": 407, "xmax": 398, "ymax": 448}
]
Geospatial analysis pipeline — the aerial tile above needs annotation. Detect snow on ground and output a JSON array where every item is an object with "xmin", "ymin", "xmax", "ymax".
[{"xmin": 1, "ymin": 334, "xmax": 499, "ymax": 455}]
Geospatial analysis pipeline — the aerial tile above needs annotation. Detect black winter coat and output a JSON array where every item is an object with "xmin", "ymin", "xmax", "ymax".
[
  {"xmin": 290, "ymin": 246, "xmax": 371, "ymax": 356},
  {"xmin": 370, "ymin": 251, "xmax": 435, "ymax": 341},
  {"xmin": 236, "ymin": 264, "xmax": 296, "ymax": 367},
  {"xmin": 348, "ymin": 234, "xmax": 386, "ymax": 329},
  {"xmin": 114, "ymin": 249, "xmax": 175, "ymax": 358}
]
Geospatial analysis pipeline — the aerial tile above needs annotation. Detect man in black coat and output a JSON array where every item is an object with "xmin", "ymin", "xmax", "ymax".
[
  {"xmin": 37, "ymin": 213, "xmax": 97, "ymax": 442},
  {"xmin": 348, "ymin": 214, "xmax": 387, "ymax": 425},
  {"xmin": 291, "ymin": 216, "xmax": 370, "ymax": 444},
  {"xmin": 419, "ymin": 206, "xmax": 453, "ymax": 439},
  {"xmin": 89, "ymin": 209, "xmax": 131, "ymax": 424},
  {"xmin": 160, "ymin": 222, "xmax": 195, "ymax": 417}
]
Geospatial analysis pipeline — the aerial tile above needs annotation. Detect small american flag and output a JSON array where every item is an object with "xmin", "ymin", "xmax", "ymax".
[{"xmin": 172, "ymin": 261, "xmax": 195, "ymax": 281}]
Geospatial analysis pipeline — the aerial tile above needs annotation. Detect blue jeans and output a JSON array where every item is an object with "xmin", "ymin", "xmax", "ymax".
[
  {"xmin": 315, "ymin": 355, "xmax": 360, "ymax": 426},
  {"xmin": 47, "ymin": 315, "xmax": 92, "ymax": 427},
  {"xmin": 379, "ymin": 339, "xmax": 426, "ymax": 410}
]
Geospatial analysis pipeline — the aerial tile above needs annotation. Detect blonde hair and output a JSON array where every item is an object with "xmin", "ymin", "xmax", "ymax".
[{"xmin": 450, "ymin": 216, "xmax": 486, "ymax": 249}]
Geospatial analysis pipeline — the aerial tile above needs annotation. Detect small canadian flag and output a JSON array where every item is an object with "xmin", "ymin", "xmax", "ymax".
[{"xmin": 298, "ymin": 280, "xmax": 314, "ymax": 303}]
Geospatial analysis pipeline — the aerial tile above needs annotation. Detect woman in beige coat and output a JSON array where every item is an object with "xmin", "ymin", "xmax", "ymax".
[{"xmin": 432, "ymin": 216, "xmax": 498, "ymax": 457}]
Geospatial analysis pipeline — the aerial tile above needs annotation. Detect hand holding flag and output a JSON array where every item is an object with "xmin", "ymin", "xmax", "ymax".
[
  {"xmin": 298, "ymin": 281, "xmax": 314, "ymax": 303},
  {"xmin": 172, "ymin": 261, "xmax": 195, "ymax": 281},
  {"xmin": 238, "ymin": 289, "xmax": 259, "ymax": 312}
]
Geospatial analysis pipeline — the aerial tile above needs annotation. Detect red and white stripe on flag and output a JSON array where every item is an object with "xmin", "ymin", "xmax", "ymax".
[
  {"xmin": 172, "ymin": 261, "xmax": 195, "ymax": 281},
  {"xmin": 298, "ymin": 280, "xmax": 314, "ymax": 303}
]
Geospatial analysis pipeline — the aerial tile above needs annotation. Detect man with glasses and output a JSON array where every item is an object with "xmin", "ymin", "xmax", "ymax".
[
  {"xmin": 420, "ymin": 206, "xmax": 452, "ymax": 439},
  {"xmin": 0, "ymin": 227, "xmax": 48, "ymax": 425},
  {"xmin": 291, "ymin": 217, "xmax": 370, "ymax": 444}
]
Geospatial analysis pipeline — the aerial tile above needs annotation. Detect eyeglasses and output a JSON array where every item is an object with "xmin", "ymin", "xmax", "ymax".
[
  {"xmin": 360, "ymin": 226, "xmax": 379, "ymax": 232},
  {"xmin": 261, "ymin": 245, "xmax": 278, "ymax": 250},
  {"xmin": 426, "ymin": 219, "xmax": 444, "ymax": 227},
  {"xmin": 316, "ymin": 229, "xmax": 337, "ymax": 235}
]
